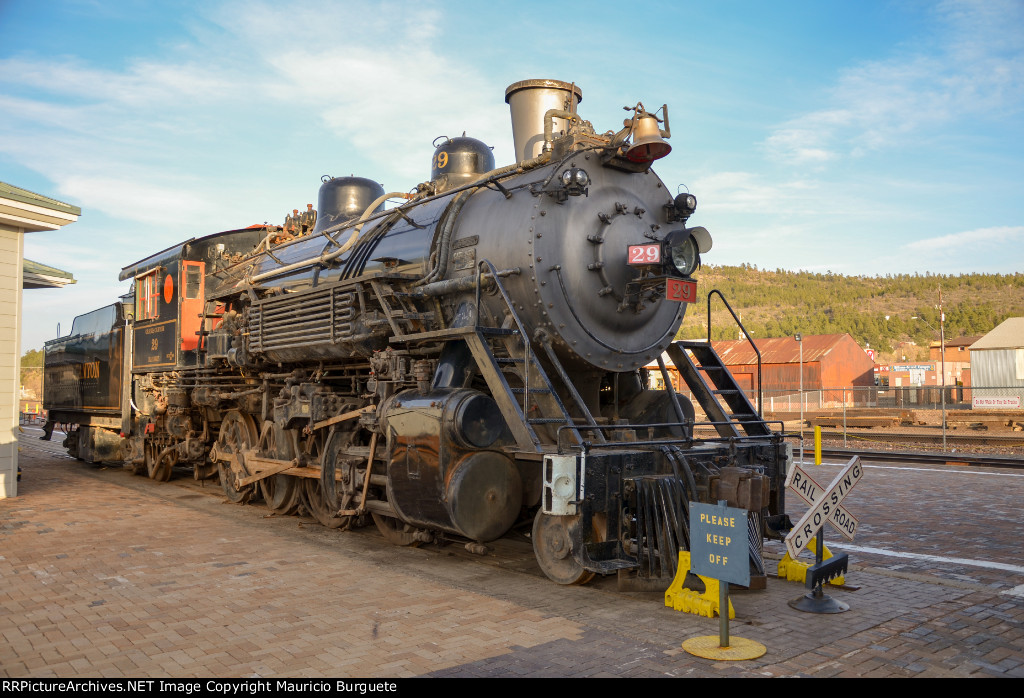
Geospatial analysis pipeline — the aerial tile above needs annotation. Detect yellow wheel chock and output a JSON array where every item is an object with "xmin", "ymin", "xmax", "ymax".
[
  {"xmin": 778, "ymin": 536, "xmax": 846, "ymax": 586},
  {"xmin": 665, "ymin": 551, "xmax": 735, "ymax": 619}
]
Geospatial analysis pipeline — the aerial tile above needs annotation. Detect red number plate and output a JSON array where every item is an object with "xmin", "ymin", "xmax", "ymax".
[
  {"xmin": 627, "ymin": 244, "xmax": 661, "ymax": 265},
  {"xmin": 666, "ymin": 278, "xmax": 697, "ymax": 303}
]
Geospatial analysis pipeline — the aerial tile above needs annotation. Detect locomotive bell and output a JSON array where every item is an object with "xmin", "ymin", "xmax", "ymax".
[
  {"xmin": 311, "ymin": 175, "xmax": 386, "ymax": 235},
  {"xmin": 431, "ymin": 136, "xmax": 495, "ymax": 192},
  {"xmin": 625, "ymin": 114, "xmax": 671, "ymax": 163}
]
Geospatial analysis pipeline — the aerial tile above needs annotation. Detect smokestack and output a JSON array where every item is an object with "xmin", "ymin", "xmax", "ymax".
[{"xmin": 504, "ymin": 79, "xmax": 582, "ymax": 163}]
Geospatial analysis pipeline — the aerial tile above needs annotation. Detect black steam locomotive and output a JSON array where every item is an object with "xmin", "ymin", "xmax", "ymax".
[{"xmin": 43, "ymin": 79, "xmax": 789, "ymax": 588}]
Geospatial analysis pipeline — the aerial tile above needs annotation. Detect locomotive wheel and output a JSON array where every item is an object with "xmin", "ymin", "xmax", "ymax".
[
  {"xmin": 304, "ymin": 479, "xmax": 348, "ymax": 529},
  {"xmin": 532, "ymin": 512, "xmax": 595, "ymax": 586},
  {"xmin": 257, "ymin": 426, "xmax": 301, "ymax": 515},
  {"xmin": 217, "ymin": 410, "xmax": 258, "ymax": 505},
  {"xmin": 260, "ymin": 475, "xmax": 302, "ymax": 515},
  {"xmin": 372, "ymin": 513, "xmax": 421, "ymax": 547},
  {"xmin": 303, "ymin": 435, "xmax": 348, "ymax": 528},
  {"xmin": 145, "ymin": 442, "xmax": 174, "ymax": 482},
  {"xmin": 126, "ymin": 447, "xmax": 145, "ymax": 476}
]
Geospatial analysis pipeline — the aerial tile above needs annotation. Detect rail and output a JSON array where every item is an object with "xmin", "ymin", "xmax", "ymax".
[
  {"xmin": 554, "ymin": 419, "xmax": 788, "ymax": 453},
  {"xmin": 707, "ymin": 289, "xmax": 762, "ymax": 417}
]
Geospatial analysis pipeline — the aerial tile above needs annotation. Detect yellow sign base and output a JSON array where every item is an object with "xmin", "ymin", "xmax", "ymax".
[
  {"xmin": 682, "ymin": 635, "xmax": 767, "ymax": 661},
  {"xmin": 777, "ymin": 536, "xmax": 846, "ymax": 586},
  {"xmin": 665, "ymin": 551, "xmax": 735, "ymax": 619}
]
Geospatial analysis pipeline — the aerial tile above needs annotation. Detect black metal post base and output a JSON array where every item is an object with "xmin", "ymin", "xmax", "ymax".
[{"xmin": 788, "ymin": 588, "xmax": 850, "ymax": 614}]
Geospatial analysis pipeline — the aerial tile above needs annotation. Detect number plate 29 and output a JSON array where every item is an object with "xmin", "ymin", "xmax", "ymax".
[
  {"xmin": 666, "ymin": 278, "xmax": 697, "ymax": 303},
  {"xmin": 627, "ymin": 244, "xmax": 661, "ymax": 265}
]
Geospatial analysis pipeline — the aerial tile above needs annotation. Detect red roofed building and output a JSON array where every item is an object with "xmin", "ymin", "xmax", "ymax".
[
  {"xmin": 647, "ymin": 333, "xmax": 876, "ymax": 407},
  {"xmin": 713, "ymin": 333, "xmax": 875, "ymax": 395}
]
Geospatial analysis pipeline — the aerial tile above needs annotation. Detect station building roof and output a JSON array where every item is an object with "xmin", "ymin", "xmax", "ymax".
[
  {"xmin": 0, "ymin": 181, "xmax": 81, "ymax": 232},
  {"xmin": 711, "ymin": 334, "xmax": 853, "ymax": 365},
  {"xmin": 934, "ymin": 335, "xmax": 983, "ymax": 349},
  {"xmin": 23, "ymin": 259, "xmax": 76, "ymax": 289}
]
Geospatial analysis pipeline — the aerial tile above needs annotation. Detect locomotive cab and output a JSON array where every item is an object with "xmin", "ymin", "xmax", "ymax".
[{"xmin": 118, "ymin": 227, "xmax": 266, "ymax": 372}]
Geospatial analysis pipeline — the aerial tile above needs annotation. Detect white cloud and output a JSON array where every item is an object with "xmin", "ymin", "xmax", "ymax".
[
  {"xmin": 764, "ymin": 0, "xmax": 1024, "ymax": 165},
  {"xmin": 903, "ymin": 225, "xmax": 1024, "ymax": 253},
  {"xmin": 0, "ymin": 0, "xmax": 515, "ymax": 230},
  {"xmin": 211, "ymin": 1, "xmax": 512, "ymax": 178},
  {"xmin": 60, "ymin": 175, "xmax": 220, "ymax": 227},
  {"xmin": 691, "ymin": 171, "xmax": 818, "ymax": 214},
  {"xmin": 0, "ymin": 55, "xmax": 233, "ymax": 109}
]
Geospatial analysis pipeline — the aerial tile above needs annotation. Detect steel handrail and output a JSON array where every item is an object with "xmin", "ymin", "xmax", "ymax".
[
  {"xmin": 706, "ymin": 289, "xmax": 763, "ymax": 417},
  {"xmin": 555, "ymin": 419, "xmax": 788, "ymax": 453}
]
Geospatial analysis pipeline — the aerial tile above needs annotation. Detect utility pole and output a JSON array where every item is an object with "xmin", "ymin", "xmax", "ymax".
[
  {"xmin": 939, "ymin": 286, "xmax": 946, "ymax": 450},
  {"xmin": 796, "ymin": 333, "xmax": 803, "ymax": 464},
  {"xmin": 912, "ymin": 287, "xmax": 947, "ymax": 451}
]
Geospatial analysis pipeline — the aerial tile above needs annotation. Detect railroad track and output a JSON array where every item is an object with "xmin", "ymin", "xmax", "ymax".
[
  {"xmin": 814, "ymin": 428, "xmax": 1024, "ymax": 448},
  {"xmin": 818, "ymin": 448, "xmax": 1024, "ymax": 468}
]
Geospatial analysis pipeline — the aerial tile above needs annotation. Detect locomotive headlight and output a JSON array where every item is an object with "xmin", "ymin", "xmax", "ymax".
[
  {"xmin": 674, "ymin": 193, "xmax": 697, "ymax": 216},
  {"xmin": 559, "ymin": 168, "xmax": 589, "ymax": 197},
  {"xmin": 664, "ymin": 229, "xmax": 700, "ymax": 277}
]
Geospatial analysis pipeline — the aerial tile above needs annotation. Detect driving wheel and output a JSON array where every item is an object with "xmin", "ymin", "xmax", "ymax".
[
  {"xmin": 257, "ymin": 423, "xmax": 301, "ymax": 515},
  {"xmin": 216, "ymin": 410, "xmax": 258, "ymax": 504}
]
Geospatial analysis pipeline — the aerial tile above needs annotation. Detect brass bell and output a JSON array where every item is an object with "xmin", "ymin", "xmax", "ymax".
[{"xmin": 625, "ymin": 114, "xmax": 671, "ymax": 163}]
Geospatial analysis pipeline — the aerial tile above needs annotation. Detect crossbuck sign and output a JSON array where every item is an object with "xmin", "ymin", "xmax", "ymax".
[{"xmin": 784, "ymin": 456, "xmax": 864, "ymax": 559}]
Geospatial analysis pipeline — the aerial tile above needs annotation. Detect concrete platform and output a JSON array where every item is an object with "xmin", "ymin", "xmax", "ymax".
[{"xmin": 2, "ymin": 433, "xmax": 1023, "ymax": 678}]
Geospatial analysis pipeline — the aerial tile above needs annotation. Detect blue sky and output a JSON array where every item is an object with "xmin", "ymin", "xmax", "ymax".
[{"xmin": 2, "ymin": 0, "xmax": 1022, "ymax": 351}]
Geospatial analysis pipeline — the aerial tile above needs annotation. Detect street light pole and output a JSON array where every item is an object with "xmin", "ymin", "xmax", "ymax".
[{"xmin": 796, "ymin": 333, "xmax": 803, "ymax": 464}]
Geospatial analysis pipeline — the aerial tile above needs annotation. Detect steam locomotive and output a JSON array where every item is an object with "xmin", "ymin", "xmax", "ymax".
[{"xmin": 43, "ymin": 79, "xmax": 789, "ymax": 588}]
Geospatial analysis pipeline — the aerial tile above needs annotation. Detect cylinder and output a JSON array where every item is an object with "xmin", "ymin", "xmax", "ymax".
[{"xmin": 504, "ymin": 79, "xmax": 582, "ymax": 163}]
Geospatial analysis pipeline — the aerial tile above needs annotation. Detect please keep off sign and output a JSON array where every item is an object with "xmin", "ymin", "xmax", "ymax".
[{"xmin": 690, "ymin": 502, "xmax": 750, "ymax": 587}]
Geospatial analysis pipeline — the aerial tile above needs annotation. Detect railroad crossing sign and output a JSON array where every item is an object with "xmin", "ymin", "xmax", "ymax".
[
  {"xmin": 785, "ymin": 456, "xmax": 864, "ymax": 559},
  {"xmin": 785, "ymin": 462, "xmax": 859, "ymax": 542}
]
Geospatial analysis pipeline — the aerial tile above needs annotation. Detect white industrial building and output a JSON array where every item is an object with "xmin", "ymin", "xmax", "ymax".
[{"xmin": 969, "ymin": 317, "xmax": 1024, "ymax": 409}]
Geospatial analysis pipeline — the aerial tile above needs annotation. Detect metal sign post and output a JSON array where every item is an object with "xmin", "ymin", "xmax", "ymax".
[{"xmin": 682, "ymin": 501, "xmax": 766, "ymax": 661}]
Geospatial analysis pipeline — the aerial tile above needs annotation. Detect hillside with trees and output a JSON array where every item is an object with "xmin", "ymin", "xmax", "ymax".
[{"xmin": 675, "ymin": 265, "xmax": 1024, "ymax": 362}]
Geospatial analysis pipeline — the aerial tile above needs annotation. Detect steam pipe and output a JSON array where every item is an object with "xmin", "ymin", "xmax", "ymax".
[
  {"xmin": 249, "ymin": 192, "xmax": 412, "ymax": 283},
  {"xmin": 249, "ymin": 152, "xmax": 552, "ymax": 287},
  {"xmin": 542, "ymin": 109, "xmax": 579, "ymax": 153}
]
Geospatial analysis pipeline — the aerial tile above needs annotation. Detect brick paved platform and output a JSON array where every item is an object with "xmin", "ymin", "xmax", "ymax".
[{"xmin": 2, "ymin": 434, "xmax": 1022, "ymax": 678}]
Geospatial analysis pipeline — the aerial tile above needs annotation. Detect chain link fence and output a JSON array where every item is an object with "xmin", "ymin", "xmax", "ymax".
[{"xmin": 681, "ymin": 385, "xmax": 1024, "ymax": 457}]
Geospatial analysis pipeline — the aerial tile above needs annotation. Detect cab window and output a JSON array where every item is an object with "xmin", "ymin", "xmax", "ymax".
[
  {"xmin": 136, "ymin": 271, "xmax": 160, "ymax": 320},
  {"xmin": 185, "ymin": 264, "xmax": 202, "ymax": 299}
]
